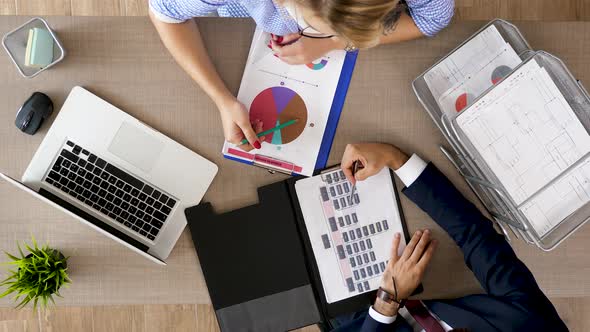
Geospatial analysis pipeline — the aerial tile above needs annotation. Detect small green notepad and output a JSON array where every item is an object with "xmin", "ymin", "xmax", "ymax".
[{"xmin": 24, "ymin": 28, "xmax": 54, "ymax": 68}]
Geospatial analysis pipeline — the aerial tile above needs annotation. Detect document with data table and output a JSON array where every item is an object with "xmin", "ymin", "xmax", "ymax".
[{"xmin": 295, "ymin": 168, "xmax": 406, "ymax": 303}]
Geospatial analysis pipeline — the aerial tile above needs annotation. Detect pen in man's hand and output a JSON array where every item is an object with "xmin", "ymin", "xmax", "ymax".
[{"xmin": 349, "ymin": 161, "xmax": 361, "ymax": 200}]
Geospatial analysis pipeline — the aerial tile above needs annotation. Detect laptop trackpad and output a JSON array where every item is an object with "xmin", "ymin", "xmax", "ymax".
[{"xmin": 108, "ymin": 122, "xmax": 164, "ymax": 173}]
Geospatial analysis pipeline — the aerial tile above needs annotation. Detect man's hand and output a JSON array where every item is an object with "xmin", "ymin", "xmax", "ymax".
[
  {"xmin": 374, "ymin": 231, "xmax": 437, "ymax": 316},
  {"xmin": 269, "ymin": 34, "xmax": 346, "ymax": 65},
  {"xmin": 341, "ymin": 143, "xmax": 409, "ymax": 185}
]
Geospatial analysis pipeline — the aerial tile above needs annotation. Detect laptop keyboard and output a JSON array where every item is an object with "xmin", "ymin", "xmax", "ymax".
[{"xmin": 43, "ymin": 140, "xmax": 177, "ymax": 241}]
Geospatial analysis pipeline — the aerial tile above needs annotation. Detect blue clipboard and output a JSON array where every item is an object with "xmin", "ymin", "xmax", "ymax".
[{"xmin": 224, "ymin": 51, "xmax": 358, "ymax": 176}]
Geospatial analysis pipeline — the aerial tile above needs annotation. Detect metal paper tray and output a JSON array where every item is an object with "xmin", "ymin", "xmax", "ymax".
[
  {"xmin": 412, "ymin": 19, "xmax": 590, "ymax": 250},
  {"xmin": 412, "ymin": 19, "xmax": 534, "ymax": 245},
  {"xmin": 446, "ymin": 52, "xmax": 590, "ymax": 250}
]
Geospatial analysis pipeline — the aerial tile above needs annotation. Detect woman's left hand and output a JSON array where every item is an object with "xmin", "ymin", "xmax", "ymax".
[{"xmin": 270, "ymin": 33, "xmax": 346, "ymax": 65}]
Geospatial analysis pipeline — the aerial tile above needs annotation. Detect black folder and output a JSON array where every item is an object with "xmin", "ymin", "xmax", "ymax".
[{"xmin": 185, "ymin": 169, "xmax": 412, "ymax": 331}]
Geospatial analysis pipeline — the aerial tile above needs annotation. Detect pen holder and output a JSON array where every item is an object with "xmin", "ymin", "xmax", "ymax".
[{"xmin": 2, "ymin": 17, "xmax": 66, "ymax": 78}]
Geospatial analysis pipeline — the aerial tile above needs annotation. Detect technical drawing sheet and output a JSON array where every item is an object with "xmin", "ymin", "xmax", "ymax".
[
  {"xmin": 295, "ymin": 168, "xmax": 405, "ymax": 303},
  {"xmin": 457, "ymin": 59, "xmax": 590, "ymax": 235},
  {"xmin": 520, "ymin": 155, "xmax": 590, "ymax": 237},
  {"xmin": 424, "ymin": 25, "xmax": 522, "ymax": 115}
]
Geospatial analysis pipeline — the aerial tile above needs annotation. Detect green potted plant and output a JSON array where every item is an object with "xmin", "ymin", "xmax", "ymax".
[{"xmin": 0, "ymin": 237, "xmax": 70, "ymax": 309}]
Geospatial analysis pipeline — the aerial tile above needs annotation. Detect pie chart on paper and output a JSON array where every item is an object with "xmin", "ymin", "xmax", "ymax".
[
  {"xmin": 306, "ymin": 58, "xmax": 328, "ymax": 70},
  {"xmin": 491, "ymin": 65, "xmax": 512, "ymax": 84},
  {"xmin": 455, "ymin": 92, "xmax": 474, "ymax": 112},
  {"xmin": 249, "ymin": 87, "xmax": 308, "ymax": 145}
]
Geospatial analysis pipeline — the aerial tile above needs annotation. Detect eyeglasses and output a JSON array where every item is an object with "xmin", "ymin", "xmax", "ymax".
[{"xmin": 298, "ymin": 26, "xmax": 335, "ymax": 39}]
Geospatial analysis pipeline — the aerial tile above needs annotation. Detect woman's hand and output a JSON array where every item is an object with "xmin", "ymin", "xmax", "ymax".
[
  {"xmin": 269, "ymin": 34, "xmax": 346, "ymax": 65},
  {"xmin": 341, "ymin": 143, "xmax": 409, "ymax": 185},
  {"xmin": 374, "ymin": 231, "xmax": 437, "ymax": 316},
  {"xmin": 218, "ymin": 98, "xmax": 263, "ymax": 150}
]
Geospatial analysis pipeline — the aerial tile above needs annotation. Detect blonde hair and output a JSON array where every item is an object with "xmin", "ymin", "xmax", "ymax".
[{"xmin": 296, "ymin": 0, "xmax": 404, "ymax": 48}]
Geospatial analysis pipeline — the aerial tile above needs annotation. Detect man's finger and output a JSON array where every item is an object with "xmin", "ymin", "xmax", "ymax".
[
  {"xmin": 239, "ymin": 122, "xmax": 261, "ymax": 149},
  {"xmin": 409, "ymin": 229, "xmax": 431, "ymax": 263},
  {"xmin": 342, "ymin": 166, "xmax": 355, "ymax": 185},
  {"xmin": 354, "ymin": 165, "xmax": 373, "ymax": 182},
  {"xmin": 401, "ymin": 230, "xmax": 423, "ymax": 261},
  {"xmin": 416, "ymin": 239, "xmax": 437, "ymax": 271},
  {"xmin": 390, "ymin": 233, "xmax": 401, "ymax": 263},
  {"xmin": 341, "ymin": 145, "xmax": 357, "ymax": 184}
]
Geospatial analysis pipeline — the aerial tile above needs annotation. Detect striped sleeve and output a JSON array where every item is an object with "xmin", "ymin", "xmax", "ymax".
[
  {"xmin": 406, "ymin": 0, "xmax": 455, "ymax": 36},
  {"xmin": 149, "ymin": 0, "xmax": 227, "ymax": 22}
]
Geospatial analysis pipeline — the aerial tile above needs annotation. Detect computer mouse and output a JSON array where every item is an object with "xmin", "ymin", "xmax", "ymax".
[{"xmin": 15, "ymin": 92, "xmax": 53, "ymax": 135}]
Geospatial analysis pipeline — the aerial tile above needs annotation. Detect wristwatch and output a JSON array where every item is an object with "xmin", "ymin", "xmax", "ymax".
[{"xmin": 376, "ymin": 287, "xmax": 406, "ymax": 307}]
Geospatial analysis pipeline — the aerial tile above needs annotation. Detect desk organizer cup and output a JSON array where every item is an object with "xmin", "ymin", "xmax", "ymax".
[{"xmin": 2, "ymin": 17, "xmax": 65, "ymax": 78}]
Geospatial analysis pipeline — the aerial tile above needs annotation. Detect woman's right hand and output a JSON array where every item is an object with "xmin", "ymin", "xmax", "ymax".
[{"xmin": 218, "ymin": 98, "xmax": 262, "ymax": 150}]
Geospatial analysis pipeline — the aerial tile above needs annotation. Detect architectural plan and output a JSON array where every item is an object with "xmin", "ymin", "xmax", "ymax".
[
  {"xmin": 520, "ymin": 155, "xmax": 590, "ymax": 237},
  {"xmin": 457, "ymin": 59, "xmax": 590, "ymax": 236}
]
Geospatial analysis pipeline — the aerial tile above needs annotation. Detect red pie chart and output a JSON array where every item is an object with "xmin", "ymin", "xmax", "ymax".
[
  {"xmin": 491, "ymin": 65, "xmax": 512, "ymax": 84},
  {"xmin": 455, "ymin": 92, "xmax": 474, "ymax": 112},
  {"xmin": 249, "ymin": 87, "xmax": 308, "ymax": 145}
]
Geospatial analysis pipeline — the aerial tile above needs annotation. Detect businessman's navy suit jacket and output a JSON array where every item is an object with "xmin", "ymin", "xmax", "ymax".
[{"xmin": 336, "ymin": 164, "xmax": 568, "ymax": 332}]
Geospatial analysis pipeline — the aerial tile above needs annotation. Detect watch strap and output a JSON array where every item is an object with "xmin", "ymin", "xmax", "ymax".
[{"xmin": 377, "ymin": 287, "xmax": 406, "ymax": 307}]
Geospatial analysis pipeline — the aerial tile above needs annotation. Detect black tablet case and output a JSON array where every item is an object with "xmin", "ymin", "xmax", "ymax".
[{"xmin": 185, "ymin": 170, "xmax": 411, "ymax": 331}]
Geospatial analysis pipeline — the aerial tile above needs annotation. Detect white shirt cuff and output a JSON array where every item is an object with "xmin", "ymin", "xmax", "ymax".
[
  {"xmin": 369, "ymin": 306, "xmax": 397, "ymax": 324},
  {"xmin": 149, "ymin": 4, "xmax": 185, "ymax": 23},
  {"xmin": 394, "ymin": 154, "xmax": 427, "ymax": 187}
]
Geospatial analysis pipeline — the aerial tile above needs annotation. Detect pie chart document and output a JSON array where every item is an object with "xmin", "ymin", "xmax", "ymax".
[
  {"xmin": 222, "ymin": 28, "xmax": 354, "ymax": 176},
  {"xmin": 424, "ymin": 24, "xmax": 522, "ymax": 117}
]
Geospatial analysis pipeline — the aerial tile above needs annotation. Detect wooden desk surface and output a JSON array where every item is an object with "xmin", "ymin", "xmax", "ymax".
[{"xmin": 0, "ymin": 17, "xmax": 588, "ymax": 306}]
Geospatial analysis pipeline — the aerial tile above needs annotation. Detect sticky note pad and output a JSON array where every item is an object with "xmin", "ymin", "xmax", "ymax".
[{"xmin": 24, "ymin": 28, "xmax": 54, "ymax": 68}]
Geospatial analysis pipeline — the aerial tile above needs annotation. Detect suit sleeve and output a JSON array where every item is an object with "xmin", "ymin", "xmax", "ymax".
[{"xmin": 402, "ymin": 163, "xmax": 567, "ymax": 329}]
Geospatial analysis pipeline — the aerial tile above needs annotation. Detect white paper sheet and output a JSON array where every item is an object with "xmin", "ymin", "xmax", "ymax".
[
  {"xmin": 222, "ymin": 28, "xmax": 347, "ymax": 176},
  {"xmin": 424, "ymin": 25, "xmax": 521, "ymax": 111},
  {"xmin": 520, "ymin": 155, "xmax": 590, "ymax": 237},
  {"xmin": 437, "ymin": 43, "xmax": 521, "ymax": 116},
  {"xmin": 295, "ymin": 168, "xmax": 405, "ymax": 303},
  {"xmin": 457, "ymin": 59, "xmax": 590, "ymax": 210}
]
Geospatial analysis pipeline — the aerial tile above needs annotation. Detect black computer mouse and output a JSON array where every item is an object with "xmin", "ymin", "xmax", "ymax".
[{"xmin": 15, "ymin": 92, "xmax": 53, "ymax": 135}]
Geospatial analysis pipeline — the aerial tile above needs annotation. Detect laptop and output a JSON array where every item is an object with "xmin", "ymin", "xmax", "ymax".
[{"xmin": 1, "ymin": 86, "xmax": 218, "ymax": 265}]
